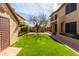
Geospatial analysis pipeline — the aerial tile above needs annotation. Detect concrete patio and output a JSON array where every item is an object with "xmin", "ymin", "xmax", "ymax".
[{"xmin": 0, "ymin": 47, "xmax": 22, "ymax": 56}]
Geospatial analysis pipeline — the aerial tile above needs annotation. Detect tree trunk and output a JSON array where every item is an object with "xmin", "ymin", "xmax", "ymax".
[{"xmin": 36, "ymin": 26, "xmax": 39, "ymax": 33}]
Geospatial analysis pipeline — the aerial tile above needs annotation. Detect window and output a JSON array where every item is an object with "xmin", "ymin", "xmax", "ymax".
[
  {"xmin": 71, "ymin": 3, "xmax": 77, "ymax": 12},
  {"xmin": 65, "ymin": 22, "xmax": 77, "ymax": 34},
  {"xmin": 65, "ymin": 3, "xmax": 77, "ymax": 14}
]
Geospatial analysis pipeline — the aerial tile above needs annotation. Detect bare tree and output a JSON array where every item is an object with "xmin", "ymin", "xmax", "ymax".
[{"xmin": 28, "ymin": 14, "xmax": 48, "ymax": 33}]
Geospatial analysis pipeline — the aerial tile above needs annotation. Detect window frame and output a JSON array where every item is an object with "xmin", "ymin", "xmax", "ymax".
[{"xmin": 65, "ymin": 22, "xmax": 77, "ymax": 34}]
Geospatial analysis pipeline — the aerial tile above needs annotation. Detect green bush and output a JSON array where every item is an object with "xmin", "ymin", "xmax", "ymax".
[
  {"xmin": 19, "ymin": 26, "xmax": 31, "ymax": 36},
  {"xmin": 21, "ymin": 26, "xmax": 28, "ymax": 33}
]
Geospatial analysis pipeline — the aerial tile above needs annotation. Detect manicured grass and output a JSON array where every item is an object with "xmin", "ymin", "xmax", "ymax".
[{"xmin": 12, "ymin": 34, "xmax": 78, "ymax": 56}]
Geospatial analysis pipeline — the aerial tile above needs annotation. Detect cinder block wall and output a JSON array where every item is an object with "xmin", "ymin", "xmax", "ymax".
[
  {"xmin": 0, "ymin": 4, "xmax": 20, "ymax": 52},
  {"xmin": 3, "ymin": 4, "xmax": 20, "ymax": 45},
  {"xmin": 0, "ymin": 12, "xmax": 11, "ymax": 51}
]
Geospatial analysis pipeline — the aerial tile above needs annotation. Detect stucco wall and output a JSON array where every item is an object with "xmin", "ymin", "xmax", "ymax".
[
  {"xmin": 9, "ymin": 17, "xmax": 20, "ymax": 45},
  {"xmin": 0, "ymin": 4, "xmax": 20, "ymax": 52},
  {"xmin": 51, "ymin": 3, "xmax": 79, "ymax": 47},
  {"xmin": 57, "ymin": 4, "xmax": 79, "ymax": 34},
  {"xmin": 2, "ymin": 4, "xmax": 20, "ymax": 45},
  {"xmin": 56, "ymin": 4, "xmax": 66, "ymax": 34},
  {"xmin": 57, "ymin": 3, "xmax": 79, "ymax": 47}
]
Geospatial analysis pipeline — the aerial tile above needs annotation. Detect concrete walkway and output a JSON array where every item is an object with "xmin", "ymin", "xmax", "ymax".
[
  {"xmin": 0, "ymin": 47, "xmax": 22, "ymax": 56},
  {"xmin": 28, "ymin": 32, "xmax": 51, "ymax": 35},
  {"xmin": 52, "ymin": 35, "xmax": 79, "ymax": 53}
]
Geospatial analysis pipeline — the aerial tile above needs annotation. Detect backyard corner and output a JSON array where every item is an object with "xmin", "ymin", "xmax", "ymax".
[{"xmin": 12, "ymin": 34, "xmax": 78, "ymax": 56}]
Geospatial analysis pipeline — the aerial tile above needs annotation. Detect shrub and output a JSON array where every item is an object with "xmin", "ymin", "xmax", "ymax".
[{"xmin": 19, "ymin": 26, "xmax": 31, "ymax": 36}]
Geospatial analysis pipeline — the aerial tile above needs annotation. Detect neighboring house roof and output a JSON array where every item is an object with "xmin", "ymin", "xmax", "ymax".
[
  {"xmin": 50, "ymin": 3, "xmax": 66, "ymax": 17},
  {"xmin": 15, "ymin": 13, "xmax": 25, "ymax": 21},
  {"xmin": 15, "ymin": 13, "xmax": 26, "ymax": 26},
  {"xmin": 5, "ymin": 3, "xmax": 23, "ymax": 24}
]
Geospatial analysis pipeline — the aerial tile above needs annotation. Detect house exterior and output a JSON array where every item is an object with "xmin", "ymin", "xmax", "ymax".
[
  {"xmin": 15, "ymin": 13, "xmax": 25, "ymax": 27},
  {"xmin": 0, "ymin": 3, "xmax": 24, "ymax": 52},
  {"xmin": 50, "ymin": 3, "xmax": 79, "ymax": 49}
]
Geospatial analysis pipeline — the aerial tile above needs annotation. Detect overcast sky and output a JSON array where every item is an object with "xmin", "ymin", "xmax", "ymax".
[{"xmin": 10, "ymin": 3, "xmax": 61, "ymax": 26}]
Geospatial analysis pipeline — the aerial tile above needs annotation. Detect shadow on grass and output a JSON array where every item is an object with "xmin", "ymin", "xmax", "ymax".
[
  {"xmin": 28, "ymin": 34, "xmax": 41, "ymax": 40},
  {"xmin": 49, "ymin": 36, "xmax": 63, "ymax": 44}
]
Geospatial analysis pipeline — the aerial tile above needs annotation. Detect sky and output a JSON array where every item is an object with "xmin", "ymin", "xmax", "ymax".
[{"xmin": 10, "ymin": 3, "xmax": 61, "ymax": 26}]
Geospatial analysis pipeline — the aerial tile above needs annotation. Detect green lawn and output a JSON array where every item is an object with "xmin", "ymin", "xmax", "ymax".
[{"xmin": 12, "ymin": 34, "xmax": 78, "ymax": 56}]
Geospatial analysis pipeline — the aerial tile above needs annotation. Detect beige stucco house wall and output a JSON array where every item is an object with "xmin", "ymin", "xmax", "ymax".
[
  {"xmin": 50, "ymin": 3, "xmax": 79, "ymax": 48},
  {"xmin": 9, "ymin": 17, "xmax": 20, "ymax": 45},
  {"xmin": 57, "ymin": 3, "xmax": 79, "ymax": 35},
  {"xmin": 3, "ymin": 3, "xmax": 21, "ymax": 45}
]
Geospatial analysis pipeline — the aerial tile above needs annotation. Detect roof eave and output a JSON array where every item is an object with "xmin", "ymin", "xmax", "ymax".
[
  {"xmin": 50, "ymin": 3, "xmax": 66, "ymax": 17},
  {"xmin": 5, "ymin": 3, "xmax": 20, "ymax": 24}
]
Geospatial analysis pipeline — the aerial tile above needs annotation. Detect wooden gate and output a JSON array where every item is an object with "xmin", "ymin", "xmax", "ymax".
[{"xmin": 0, "ymin": 16, "xmax": 10, "ymax": 51}]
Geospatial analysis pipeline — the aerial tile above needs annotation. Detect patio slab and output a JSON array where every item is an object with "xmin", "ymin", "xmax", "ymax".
[{"xmin": 0, "ymin": 47, "xmax": 22, "ymax": 56}]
